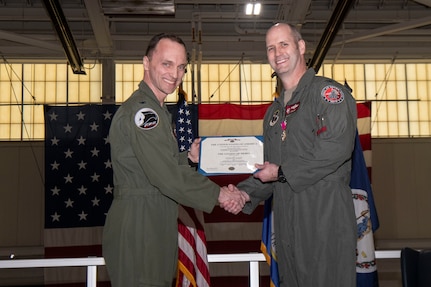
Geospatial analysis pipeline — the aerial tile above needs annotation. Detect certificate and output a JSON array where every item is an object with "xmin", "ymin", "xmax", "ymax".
[{"xmin": 198, "ymin": 136, "xmax": 263, "ymax": 175}]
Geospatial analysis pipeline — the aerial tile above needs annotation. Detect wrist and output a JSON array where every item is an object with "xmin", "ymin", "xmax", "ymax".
[
  {"xmin": 277, "ymin": 165, "xmax": 287, "ymax": 183},
  {"xmin": 187, "ymin": 151, "xmax": 198, "ymax": 167}
]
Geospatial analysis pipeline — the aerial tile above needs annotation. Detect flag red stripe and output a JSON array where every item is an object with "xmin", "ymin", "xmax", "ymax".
[
  {"xmin": 359, "ymin": 133, "xmax": 371, "ymax": 151},
  {"xmin": 195, "ymin": 234, "xmax": 211, "ymax": 284},
  {"xmin": 199, "ymin": 104, "xmax": 270, "ymax": 120},
  {"xmin": 357, "ymin": 101, "xmax": 371, "ymax": 118},
  {"xmin": 178, "ymin": 245, "xmax": 196, "ymax": 277}
]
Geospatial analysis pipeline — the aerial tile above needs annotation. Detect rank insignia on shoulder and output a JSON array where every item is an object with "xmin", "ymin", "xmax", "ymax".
[
  {"xmin": 321, "ymin": 85, "xmax": 344, "ymax": 104},
  {"xmin": 135, "ymin": 108, "xmax": 159, "ymax": 130}
]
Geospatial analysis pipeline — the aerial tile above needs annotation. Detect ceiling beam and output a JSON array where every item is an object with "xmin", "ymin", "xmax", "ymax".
[
  {"xmin": 413, "ymin": 0, "xmax": 431, "ymax": 7},
  {"xmin": 0, "ymin": 30, "xmax": 63, "ymax": 52},
  {"xmin": 333, "ymin": 15, "xmax": 431, "ymax": 46},
  {"xmin": 83, "ymin": 0, "xmax": 113, "ymax": 56}
]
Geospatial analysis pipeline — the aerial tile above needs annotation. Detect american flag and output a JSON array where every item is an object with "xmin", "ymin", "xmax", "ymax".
[
  {"xmin": 44, "ymin": 104, "xmax": 117, "ymax": 285},
  {"xmin": 175, "ymin": 92, "xmax": 195, "ymax": 152},
  {"xmin": 174, "ymin": 86, "xmax": 212, "ymax": 287}
]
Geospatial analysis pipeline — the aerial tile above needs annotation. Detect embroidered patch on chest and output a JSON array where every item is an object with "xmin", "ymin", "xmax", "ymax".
[
  {"xmin": 134, "ymin": 108, "xmax": 159, "ymax": 130},
  {"xmin": 269, "ymin": 109, "xmax": 280, "ymax": 126},
  {"xmin": 321, "ymin": 85, "xmax": 344, "ymax": 104}
]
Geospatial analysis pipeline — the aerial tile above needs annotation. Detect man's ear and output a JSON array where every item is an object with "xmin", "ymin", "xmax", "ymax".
[
  {"xmin": 298, "ymin": 39, "xmax": 306, "ymax": 56},
  {"xmin": 143, "ymin": 56, "xmax": 149, "ymax": 70}
]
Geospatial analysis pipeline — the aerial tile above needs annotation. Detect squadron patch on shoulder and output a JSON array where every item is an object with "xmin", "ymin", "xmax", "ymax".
[
  {"xmin": 134, "ymin": 108, "xmax": 159, "ymax": 130},
  {"xmin": 321, "ymin": 85, "xmax": 344, "ymax": 104}
]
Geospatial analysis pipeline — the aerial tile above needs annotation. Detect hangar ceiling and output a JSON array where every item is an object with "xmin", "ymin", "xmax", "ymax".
[{"xmin": 0, "ymin": 0, "xmax": 430, "ymax": 66}]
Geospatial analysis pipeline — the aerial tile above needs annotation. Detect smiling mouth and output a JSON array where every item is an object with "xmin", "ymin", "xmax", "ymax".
[
  {"xmin": 164, "ymin": 78, "xmax": 176, "ymax": 85},
  {"xmin": 276, "ymin": 58, "xmax": 288, "ymax": 65}
]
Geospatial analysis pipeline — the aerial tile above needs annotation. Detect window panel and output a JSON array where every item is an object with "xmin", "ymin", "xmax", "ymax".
[
  {"xmin": 79, "ymin": 82, "xmax": 90, "ymax": 102},
  {"xmin": 419, "ymin": 122, "xmax": 430, "ymax": 135},
  {"xmin": 250, "ymin": 82, "xmax": 263, "ymax": 102},
  {"xmin": 240, "ymin": 80, "xmax": 250, "ymax": 102},
  {"xmin": 219, "ymin": 83, "xmax": 231, "ymax": 102},
  {"xmin": 408, "ymin": 101, "xmax": 419, "ymax": 122},
  {"xmin": 200, "ymin": 81, "xmax": 210, "ymax": 102},
  {"xmin": 385, "ymin": 82, "xmax": 398, "ymax": 100},
  {"xmin": 0, "ymin": 107, "xmax": 10, "ymax": 138},
  {"xmin": 56, "ymin": 82, "xmax": 67, "ymax": 103},
  {"xmin": 417, "ymin": 100, "xmax": 428, "ymax": 121},
  {"xmin": 230, "ymin": 82, "xmax": 240, "ymax": 100},
  {"xmin": 375, "ymin": 101, "xmax": 388, "ymax": 123},
  {"xmin": 261, "ymin": 81, "xmax": 273, "ymax": 100},
  {"xmin": 0, "ymin": 106, "xmax": 10, "ymax": 124},
  {"xmin": 250, "ymin": 65, "xmax": 262, "ymax": 81},
  {"xmin": 90, "ymin": 82, "xmax": 102, "ymax": 102},
  {"xmin": 10, "ymin": 105, "xmax": 22, "ymax": 124},
  {"xmin": 374, "ymin": 64, "xmax": 387, "ymax": 81},
  {"xmin": 68, "ymin": 82, "xmax": 79, "ymax": 102},
  {"xmin": 351, "ymin": 81, "xmax": 366, "ymax": 101},
  {"xmin": 0, "ymin": 82, "xmax": 12, "ymax": 102},
  {"xmin": 396, "ymin": 101, "xmax": 408, "ymax": 122},
  {"xmin": 375, "ymin": 121, "xmax": 388, "ymax": 137},
  {"xmin": 200, "ymin": 64, "xmax": 210, "ymax": 82},
  {"xmin": 208, "ymin": 81, "xmax": 220, "ymax": 101},
  {"xmin": 397, "ymin": 121, "xmax": 409, "ymax": 137},
  {"xmin": 34, "ymin": 64, "xmax": 46, "ymax": 81},
  {"xmin": 396, "ymin": 81, "xmax": 407, "ymax": 100},
  {"xmin": 10, "ymin": 123, "xmax": 22, "ymax": 140},
  {"xmin": 1, "ymin": 62, "xmax": 431, "ymax": 140},
  {"xmin": 34, "ymin": 82, "xmax": 47, "ymax": 103},
  {"xmin": 386, "ymin": 102, "xmax": 398, "ymax": 121},
  {"xmin": 332, "ymin": 65, "xmax": 346, "ymax": 82}
]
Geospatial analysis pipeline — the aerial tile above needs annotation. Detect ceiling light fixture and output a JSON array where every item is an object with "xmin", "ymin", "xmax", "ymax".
[
  {"xmin": 42, "ymin": 0, "xmax": 86, "ymax": 75},
  {"xmin": 245, "ymin": 2, "xmax": 261, "ymax": 16}
]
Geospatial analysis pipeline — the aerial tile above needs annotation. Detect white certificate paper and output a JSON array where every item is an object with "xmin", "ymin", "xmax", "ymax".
[{"xmin": 198, "ymin": 136, "xmax": 263, "ymax": 175}]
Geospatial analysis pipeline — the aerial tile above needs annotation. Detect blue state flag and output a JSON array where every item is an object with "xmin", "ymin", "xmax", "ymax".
[
  {"xmin": 350, "ymin": 130, "xmax": 380, "ymax": 287},
  {"xmin": 261, "ymin": 196, "xmax": 280, "ymax": 287}
]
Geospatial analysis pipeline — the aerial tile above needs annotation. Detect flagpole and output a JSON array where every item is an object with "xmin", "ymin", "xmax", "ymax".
[
  {"xmin": 197, "ymin": 17, "xmax": 202, "ymax": 104},
  {"xmin": 191, "ymin": 19, "xmax": 196, "ymax": 105}
]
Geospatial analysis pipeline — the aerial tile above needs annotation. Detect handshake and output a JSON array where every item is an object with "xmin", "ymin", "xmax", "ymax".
[{"xmin": 218, "ymin": 184, "xmax": 250, "ymax": 215}]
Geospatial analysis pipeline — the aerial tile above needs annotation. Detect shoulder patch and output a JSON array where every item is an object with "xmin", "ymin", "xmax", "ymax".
[
  {"xmin": 134, "ymin": 108, "xmax": 159, "ymax": 130},
  {"xmin": 321, "ymin": 85, "xmax": 344, "ymax": 104}
]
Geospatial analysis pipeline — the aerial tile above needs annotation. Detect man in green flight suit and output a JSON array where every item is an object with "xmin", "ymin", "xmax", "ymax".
[
  {"xmin": 233, "ymin": 23, "xmax": 358, "ymax": 287},
  {"xmin": 102, "ymin": 33, "xmax": 248, "ymax": 287}
]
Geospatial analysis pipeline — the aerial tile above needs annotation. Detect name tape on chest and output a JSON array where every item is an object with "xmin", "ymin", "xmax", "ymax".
[{"xmin": 135, "ymin": 108, "xmax": 159, "ymax": 130}]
